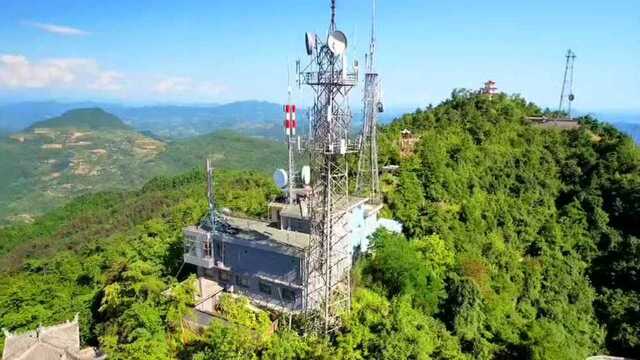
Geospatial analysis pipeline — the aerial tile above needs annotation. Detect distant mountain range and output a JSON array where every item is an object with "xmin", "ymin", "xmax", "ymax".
[
  {"xmin": 0, "ymin": 108, "xmax": 286, "ymax": 224},
  {"xmin": 0, "ymin": 100, "xmax": 417, "ymax": 141},
  {"xmin": 0, "ymin": 100, "xmax": 306, "ymax": 140}
]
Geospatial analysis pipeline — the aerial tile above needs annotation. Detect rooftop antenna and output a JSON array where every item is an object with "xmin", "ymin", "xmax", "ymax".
[
  {"xmin": 299, "ymin": 0, "xmax": 358, "ymax": 334},
  {"xmin": 558, "ymin": 49, "xmax": 576, "ymax": 119},
  {"xmin": 356, "ymin": 0, "xmax": 381, "ymax": 202}
]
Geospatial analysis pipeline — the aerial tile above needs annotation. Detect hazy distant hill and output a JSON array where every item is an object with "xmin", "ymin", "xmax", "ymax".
[
  {"xmin": 0, "ymin": 108, "xmax": 286, "ymax": 224},
  {"xmin": 0, "ymin": 101, "xmax": 114, "ymax": 132},
  {"xmin": 613, "ymin": 122, "xmax": 640, "ymax": 144},
  {"xmin": 592, "ymin": 111, "xmax": 640, "ymax": 144},
  {"xmin": 111, "ymin": 100, "xmax": 304, "ymax": 139}
]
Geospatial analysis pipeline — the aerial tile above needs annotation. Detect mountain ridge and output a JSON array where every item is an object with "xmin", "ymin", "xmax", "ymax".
[
  {"xmin": 0, "ymin": 108, "xmax": 286, "ymax": 224},
  {"xmin": 27, "ymin": 108, "xmax": 131, "ymax": 131}
]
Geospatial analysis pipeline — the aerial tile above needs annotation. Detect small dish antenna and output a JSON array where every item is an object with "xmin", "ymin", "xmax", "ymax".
[
  {"xmin": 273, "ymin": 169, "xmax": 288, "ymax": 189},
  {"xmin": 328, "ymin": 30, "xmax": 347, "ymax": 55},
  {"xmin": 305, "ymin": 32, "xmax": 317, "ymax": 55},
  {"xmin": 301, "ymin": 165, "xmax": 311, "ymax": 185}
]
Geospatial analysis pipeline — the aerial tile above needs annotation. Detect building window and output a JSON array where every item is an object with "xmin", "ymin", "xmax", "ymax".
[
  {"xmin": 281, "ymin": 288, "xmax": 296, "ymax": 302},
  {"xmin": 203, "ymin": 240, "xmax": 212, "ymax": 257},
  {"xmin": 236, "ymin": 275, "xmax": 249, "ymax": 288},
  {"xmin": 259, "ymin": 281, "xmax": 272, "ymax": 295}
]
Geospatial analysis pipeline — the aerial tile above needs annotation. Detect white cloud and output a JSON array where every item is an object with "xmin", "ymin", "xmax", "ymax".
[
  {"xmin": 198, "ymin": 81, "xmax": 226, "ymax": 97},
  {"xmin": 23, "ymin": 21, "xmax": 90, "ymax": 36},
  {"xmin": 153, "ymin": 76, "xmax": 226, "ymax": 98},
  {"xmin": 153, "ymin": 77, "xmax": 192, "ymax": 94},
  {"xmin": 89, "ymin": 71, "xmax": 124, "ymax": 91},
  {"xmin": 0, "ymin": 54, "xmax": 123, "ymax": 91}
]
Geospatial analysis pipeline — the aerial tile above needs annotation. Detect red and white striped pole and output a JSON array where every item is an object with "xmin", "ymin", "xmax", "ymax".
[
  {"xmin": 291, "ymin": 104, "xmax": 297, "ymax": 136},
  {"xmin": 284, "ymin": 104, "xmax": 297, "ymax": 136}
]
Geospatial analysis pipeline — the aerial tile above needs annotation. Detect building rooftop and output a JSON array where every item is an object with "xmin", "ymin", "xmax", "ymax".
[
  {"xmin": 279, "ymin": 196, "xmax": 369, "ymax": 220},
  {"xmin": 2, "ymin": 315, "xmax": 104, "ymax": 360},
  {"xmin": 222, "ymin": 216, "xmax": 310, "ymax": 250}
]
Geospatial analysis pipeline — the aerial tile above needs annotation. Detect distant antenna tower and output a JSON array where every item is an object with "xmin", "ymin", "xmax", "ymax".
[
  {"xmin": 558, "ymin": 49, "xmax": 576, "ymax": 118},
  {"xmin": 299, "ymin": 0, "xmax": 358, "ymax": 333},
  {"xmin": 284, "ymin": 65, "xmax": 298, "ymax": 204},
  {"xmin": 356, "ymin": 0, "xmax": 382, "ymax": 202},
  {"xmin": 206, "ymin": 159, "xmax": 216, "ymax": 229}
]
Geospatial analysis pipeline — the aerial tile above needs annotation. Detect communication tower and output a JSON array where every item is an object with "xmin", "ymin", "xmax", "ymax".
[
  {"xmin": 558, "ymin": 49, "xmax": 576, "ymax": 118},
  {"xmin": 299, "ymin": 0, "xmax": 359, "ymax": 333},
  {"xmin": 356, "ymin": 0, "xmax": 382, "ymax": 202}
]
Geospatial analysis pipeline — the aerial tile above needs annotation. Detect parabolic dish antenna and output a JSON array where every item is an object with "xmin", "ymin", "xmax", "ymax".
[
  {"xmin": 327, "ymin": 30, "xmax": 347, "ymax": 55},
  {"xmin": 273, "ymin": 169, "xmax": 288, "ymax": 189},
  {"xmin": 301, "ymin": 165, "xmax": 311, "ymax": 185},
  {"xmin": 305, "ymin": 32, "xmax": 317, "ymax": 55}
]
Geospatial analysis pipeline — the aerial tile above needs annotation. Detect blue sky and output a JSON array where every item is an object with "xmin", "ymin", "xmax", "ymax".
[{"xmin": 0, "ymin": 0, "xmax": 638, "ymax": 111}]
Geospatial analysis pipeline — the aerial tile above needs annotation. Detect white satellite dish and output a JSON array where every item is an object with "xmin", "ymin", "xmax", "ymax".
[
  {"xmin": 305, "ymin": 32, "xmax": 317, "ymax": 55},
  {"xmin": 327, "ymin": 30, "xmax": 347, "ymax": 55},
  {"xmin": 273, "ymin": 169, "xmax": 288, "ymax": 188},
  {"xmin": 301, "ymin": 165, "xmax": 311, "ymax": 185}
]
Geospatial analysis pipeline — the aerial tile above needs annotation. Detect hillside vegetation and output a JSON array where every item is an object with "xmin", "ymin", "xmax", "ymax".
[
  {"xmin": 0, "ymin": 109, "xmax": 286, "ymax": 223},
  {"xmin": 0, "ymin": 91, "xmax": 638, "ymax": 359}
]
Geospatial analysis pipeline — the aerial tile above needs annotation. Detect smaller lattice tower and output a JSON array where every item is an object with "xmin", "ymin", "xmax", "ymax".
[
  {"xmin": 356, "ymin": 0, "xmax": 382, "ymax": 203},
  {"xmin": 206, "ymin": 159, "xmax": 217, "ymax": 228},
  {"xmin": 283, "ymin": 69, "xmax": 298, "ymax": 205},
  {"xmin": 558, "ymin": 49, "xmax": 576, "ymax": 118}
]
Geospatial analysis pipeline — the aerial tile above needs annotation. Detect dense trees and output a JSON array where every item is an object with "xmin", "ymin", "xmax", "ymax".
[{"xmin": 1, "ymin": 90, "xmax": 638, "ymax": 358}]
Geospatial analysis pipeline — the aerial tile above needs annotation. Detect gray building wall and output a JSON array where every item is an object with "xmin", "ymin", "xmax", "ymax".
[{"xmin": 204, "ymin": 238, "xmax": 305, "ymax": 311}]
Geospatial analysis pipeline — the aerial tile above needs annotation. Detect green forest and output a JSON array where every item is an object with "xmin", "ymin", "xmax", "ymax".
[{"xmin": 0, "ymin": 91, "xmax": 638, "ymax": 359}]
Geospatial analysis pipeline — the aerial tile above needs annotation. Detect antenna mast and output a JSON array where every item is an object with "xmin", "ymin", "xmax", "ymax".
[
  {"xmin": 356, "ymin": 0, "xmax": 381, "ymax": 202},
  {"xmin": 300, "ymin": 0, "xmax": 358, "ymax": 334},
  {"xmin": 558, "ymin": 49, "xmax": 576, "ymax": 118},
  {"xmin": 285, "ymin": 65, "xmax": 296, "ymax": 205}
]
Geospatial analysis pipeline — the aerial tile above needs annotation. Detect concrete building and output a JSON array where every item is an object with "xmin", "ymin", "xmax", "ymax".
[
  {"xmin": 1, "ymin": 315, "xmax": 105, "ymax": 360},
  {"xmin": 183, "ymin": 194, "xmax": 391, "ymax": 314},
  {"xmin": 525, "ymin": 116, "xmax": 580, "ymax": 130}
]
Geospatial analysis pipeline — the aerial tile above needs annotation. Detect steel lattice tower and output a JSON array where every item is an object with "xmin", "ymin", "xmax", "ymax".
[
  {"xmin": 356, "ymin": 0, "xmax": 381, "ymax": 203},
  {"xmin": 300, "ymin": 0, "xmax": 358, "ymax": 333},
  {"xmin": 558, "ymin": 49, "xmax": 576, "ymax": 118}
]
